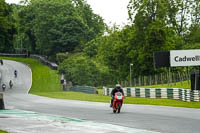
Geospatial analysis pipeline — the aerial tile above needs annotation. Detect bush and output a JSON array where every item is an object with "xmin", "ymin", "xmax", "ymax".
[
  {"xmin": 56, "ymin": 53, "xmax": 69, "ymax": 64},
  {"xmin": 58, "ymin": 53, "xmax": 112, "ymax": 86}
]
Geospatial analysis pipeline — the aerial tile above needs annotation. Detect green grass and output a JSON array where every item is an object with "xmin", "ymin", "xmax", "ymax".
[
  {"xmin": 2, "ymin": 57, "xmax": 200, "ymax": 108},
  {"xmin": 0, "ymin": 57, "xmax": 61, "ymax": 93},
  {"xmin": 0, "ymin": 130, "xmax": 8, "ymax": 133},
  {"xmin": 34, "ymin": 90, "xmax": 111, "ymax": 103},
  {"xmin": 137, "ymin": 80, "xmax": 191, "ymax": 89}
]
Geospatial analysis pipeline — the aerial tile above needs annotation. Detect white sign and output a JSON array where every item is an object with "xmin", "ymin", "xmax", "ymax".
[{"xmin": 170, "ymin": 49, "xmax": 200, "ymax": 67}]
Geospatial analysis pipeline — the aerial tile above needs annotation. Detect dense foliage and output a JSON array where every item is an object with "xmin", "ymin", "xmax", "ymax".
[
  {"xmin": 0, "ymin": 0, "xmax": 16, "ymax": 53},
  {"xmin": 58, "ymin": 53, "xmax": 112, "ymax": 86},
  {"xmin": 16, "ymin": 0, "xmax": 105, "ymax": 59},
  {"xmin": 2, "ymin": 0, "xmax": 200, "ymax": 86},
  {"xmin": 79, "ymin": 0, "xmax": 200, "ymax": 85}
]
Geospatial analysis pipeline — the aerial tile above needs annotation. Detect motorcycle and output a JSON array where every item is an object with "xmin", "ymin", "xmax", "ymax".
[
  {"xmin": 112, "ymin": 92, "xmax": 124, "ymax": 113},
  {"xmin": 14, "ymin": 70, "xmax": 17, "ymax": 78},
  {"xmin": 9, "ymin": 80, "xmax": 13, "ymax": 89}
]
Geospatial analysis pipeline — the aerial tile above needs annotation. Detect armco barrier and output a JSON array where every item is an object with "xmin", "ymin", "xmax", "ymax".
[
  {"xmin": 0, "ymin": 93, "xmax": 5, "ymax": 109},
  {"xmin": 0, "ymin": 53, "xmax": 58, "ymax": 70},
  {"xmin": 0, "ymin": 53, "xmax": 27, "ymax": 57},
  {"xmin": 70, "ymin": 86, "xmax": 97, "ymax": 94},
  {"xmin": 104, "ymin": 87, "xmax": 200, "ymax": 102},
  {"xmin": 30, "ymin": 55, "xmax": 58, "ymax": 70}
]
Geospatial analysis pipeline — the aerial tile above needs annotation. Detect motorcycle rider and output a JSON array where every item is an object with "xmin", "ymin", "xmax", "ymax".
[
  {"xmin": 0, "ymin": 59, "xmax": 3, "ymax": 65},
  {"xmin": 110, "ymin": 84, "xmax": 124, "ymax": 107},
  {"xmin": 9, "ymin": 80, "xmax": 13, "ymax": 89},
  {"xmin": 14, "ymin": 70, "xmax": 17, "ymax": 78},
  {"xmin": 2, "ymin": 84, "xmax": 6, "ymax": 91}
]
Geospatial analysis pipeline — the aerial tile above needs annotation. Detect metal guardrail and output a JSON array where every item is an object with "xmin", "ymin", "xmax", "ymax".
[
  {"xmin": 0, "ymin": 53, "xmax": 58, "ymax": 70},
  {"xmin": 30, "ymin": 55, "xmax": 58, "ymax": 70},
  {"xmin": 0, "ymin": 53, "xmax": 27, "ymax": 57}
]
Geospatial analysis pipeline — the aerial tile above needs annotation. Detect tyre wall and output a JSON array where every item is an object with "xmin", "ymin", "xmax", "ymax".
[{"xmin": 104, "ymin": 87, "xmax": 200, "ymax": 102}]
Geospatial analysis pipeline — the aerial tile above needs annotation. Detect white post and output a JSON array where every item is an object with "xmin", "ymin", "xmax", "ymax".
[
  {"xmin": 130, "ymin": 63, "xmax": 133, "ymax": 87},
  {"xmin": 169, "ymin": 67, "xmax": 171, "ymax": 86}
]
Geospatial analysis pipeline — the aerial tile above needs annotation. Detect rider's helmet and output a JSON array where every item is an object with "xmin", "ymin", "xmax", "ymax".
[{"xmin": 115, "ymin": 84, "xmax": 121, "ymax": 89}]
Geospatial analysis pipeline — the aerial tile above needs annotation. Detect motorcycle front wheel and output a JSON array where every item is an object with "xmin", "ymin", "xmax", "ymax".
[
  {"xmin": 117, "ymin": 103, "xmax": 121, "ymax": 113},
  {"xmin": 113, "ymin": 109, "xmax": 116, "ymax": 113}
]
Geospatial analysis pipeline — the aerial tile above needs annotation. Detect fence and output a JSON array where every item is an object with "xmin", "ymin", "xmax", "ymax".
[
  {"xmin": 104, "ymin": 87, "xmax": 200, "ymax": 102},
  {"xmin": 120, "ymin": 72, "xmax": 190, "ymax": 87}
]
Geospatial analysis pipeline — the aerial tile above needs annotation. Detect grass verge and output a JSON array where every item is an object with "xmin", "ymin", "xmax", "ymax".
[
  {"xmin": 137, "ymin": 80, "xmax": 191, "ymax": 89},
  {"xmin": 0, "ymin": 130, "xmax": 8, "ymax": 133},
  {"xmin": 0, "ymin": 57, "xmax": 61, "ymax": 93},
  {"xmin": 2, "ymin": 57, "xmax": 200, "ymax": 108}
]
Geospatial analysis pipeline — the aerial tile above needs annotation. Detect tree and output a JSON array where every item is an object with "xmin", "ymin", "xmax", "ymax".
[
  {"xmin": 71, "ymin": 0, "xmax": 105, "ymax": 41},
  {"xmin": 128, "ymin": 0, "xmax": 193, "ymax": 36},
  {"xmin": 0, "ymin": 0, "xmax": 16, "ymax": 53},
  {"xmin": 58, "ymin": 53, "xmax": 111, "ymax": 86},
  {"xmin": 183, "ymin": 24, "xmax": 200, "ymax": 49},
  {"xmin": 127, "ymin": 0, "xmax": 175, "ymax": 75},
  {"xmin": 191, "ymin": 0, "xmax": 200, "ymax": 25},
  {"xmin": 18, "ymin": 0, "xmax": 105, "ymax": 60}
]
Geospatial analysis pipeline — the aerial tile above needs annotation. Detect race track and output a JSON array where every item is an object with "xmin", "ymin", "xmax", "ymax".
[{"xmin": 0, "ymin": 60, "xmax": 200, "ymax": 133}]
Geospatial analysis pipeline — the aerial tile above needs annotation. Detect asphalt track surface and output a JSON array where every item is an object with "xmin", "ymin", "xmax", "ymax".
[{"xmin": 0, "ymin": 60, "xmax": 200, "ymax": 133}]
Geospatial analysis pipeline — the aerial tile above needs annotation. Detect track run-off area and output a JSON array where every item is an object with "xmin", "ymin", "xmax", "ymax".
[{"xmin": 0, "ymin": 60, "xmax": 200, "ymax": 133}]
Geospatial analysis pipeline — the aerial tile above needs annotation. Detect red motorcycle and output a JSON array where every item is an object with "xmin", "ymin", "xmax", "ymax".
[{"xmin": 112, "ymin": 92, "xmax": 124, "ymax": 113}]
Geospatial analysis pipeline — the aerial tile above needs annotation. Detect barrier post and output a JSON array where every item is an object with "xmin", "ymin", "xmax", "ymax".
[{"xmin": 0, "ymin": 93, "xmax": 5, "ymax": 109}]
